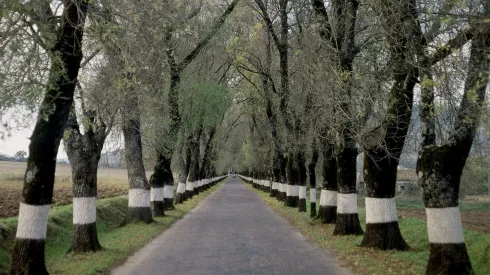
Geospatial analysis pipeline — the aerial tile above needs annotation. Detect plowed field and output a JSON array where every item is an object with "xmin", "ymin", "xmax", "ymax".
[{"xmin": 0, "ymin": 161, "xmax": 129, "ymax": 218}]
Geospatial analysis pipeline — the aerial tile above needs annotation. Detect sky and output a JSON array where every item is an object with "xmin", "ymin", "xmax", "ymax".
[
  {"xmin": 0, "ymin": 109, "xmax": 69, "ymax": 159},
  {"xmin": 0, "ymin": 126, "xmax": 69, "ymax": 159}
]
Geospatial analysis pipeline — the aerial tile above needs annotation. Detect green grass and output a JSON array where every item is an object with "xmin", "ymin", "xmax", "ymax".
[
  {"xmin": 0, "ymin": 183, "xmax": 221, "ymax": 274},
  {"xmin": 247, "ymin": 184, "xmax": 490, "ymax": 275},
  {"xmin": 357, "ymin": 196, "xmax": 490, "ymax": 211}
]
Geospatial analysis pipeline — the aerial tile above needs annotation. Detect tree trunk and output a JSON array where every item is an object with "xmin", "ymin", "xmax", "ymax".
[
  {"xmin": 333, "ymin": 143, "xmax": 363, "ymax": 235},
  {"xmin": 285, "ymin": 154, "xmax": 299, "ymax": 207},
  {"xmin": 10, "ymin": 2, "xmax": 88, "ymax": 273},
  {"xmin": 417, "ymin": 20, "xmax": 490, "ymax": 274},
  {"xmin": 318, "ymin": 144, "xmax": 337, "ymax": 224},
  {"xmin": 358, "ymin": 0, "xmax": 421, "ymax": 250},
  {"xmin": 278, "ymin": 154, "xmax": 288, "ymax": 201},
  {"xmin": 64, "ymin": 110, "xmax": 106, "ymax": 253},
  {"xmin": 175, "ymin": 137, "xmax": 191, "ymax": 204},
  {"xmin": 186, "ymin": 138, "xmax": 200, "ymax": 199},
  {"xmin": 360, "ymin": 151, "xmax": 409, "ymax": 250},
  {"xmin": 122, "ymin": 95, "xmax": 152, "ymax": 224},
  {"xmin": 308, "ymin": 143, "xmax": 319, "ymax": 218},
  {"xmin": 297, "ymin": 151, "xmax": 307, "ymax": 213},
  {"xmin": 149, "ymin": 153, "xmax": 174, "ymax": 216},
  {"xmin": 271, "ymin": 164, "xmax": 281, "ymax": 197}
]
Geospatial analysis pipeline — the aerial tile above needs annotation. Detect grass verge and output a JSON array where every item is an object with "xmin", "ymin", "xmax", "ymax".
[
  {"xmin": 246, "ymin": 183, "xmax": 490, "ymax": 275},
  {"xmin": 0, "ymin": 182, "xmax": 222, "ymax": 274}
]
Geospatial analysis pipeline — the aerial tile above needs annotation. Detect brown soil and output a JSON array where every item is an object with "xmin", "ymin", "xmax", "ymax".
[{"xmin": 399, "ymin": 208, "xmax": 490, "ymax": 234}]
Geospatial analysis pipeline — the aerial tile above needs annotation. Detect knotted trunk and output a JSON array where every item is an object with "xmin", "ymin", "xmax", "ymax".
[
  {"xmin": 10, "ymin": 2, "xmax": 88, "ymax": 273},
  {"xmin": 419, "ymin": 146, "xmax": 472, "ymax": 274},
  {"xmin": 64, "ymin": 110, "xmax": 107, "ymax": 253},
  {"xmin": 122, "ymin": 95, "xmax": 152, "ymax": 224},
  {"xmin": 417, "ymin": 23, "xmax": 490, "ymax": 274}
]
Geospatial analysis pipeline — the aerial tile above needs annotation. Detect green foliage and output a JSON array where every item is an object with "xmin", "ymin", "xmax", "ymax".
[
  {"xmin": 461, "ymin": 157, "xmax": 489, "ymax": 197},
  {"xmin": 180, "ymin": 81, "xmax": 231, "ymax": 132}
]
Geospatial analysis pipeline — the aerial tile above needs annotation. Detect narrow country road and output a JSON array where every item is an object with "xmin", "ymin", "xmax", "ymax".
[{"xmin": 112, "ymin": 178, "xmax": 353, "ymax": 275}]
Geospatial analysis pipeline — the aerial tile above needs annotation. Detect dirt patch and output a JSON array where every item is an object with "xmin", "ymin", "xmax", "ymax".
[{"xmin": 399, "ymin": 208, "xmax": 490, "ymax": 234}]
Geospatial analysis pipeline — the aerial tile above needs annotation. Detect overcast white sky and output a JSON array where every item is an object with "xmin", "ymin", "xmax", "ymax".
[
  {"xmin": 0, "ymin": 126, "xmax": 69, "ymax": 159},
  {"xmin": 0, "ymin": 108, "xmax": 69, "ymax": 159}
]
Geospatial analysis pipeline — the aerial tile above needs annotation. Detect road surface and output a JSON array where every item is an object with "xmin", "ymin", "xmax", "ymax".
[{"xmin": 112, "ymin": 177, "xmax": 353, "ymax": 275}]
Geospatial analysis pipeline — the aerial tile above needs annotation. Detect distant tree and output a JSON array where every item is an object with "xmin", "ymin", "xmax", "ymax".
[{"xmin": 14, "ymin": 151, "xmax": 26, "ymax": 162}]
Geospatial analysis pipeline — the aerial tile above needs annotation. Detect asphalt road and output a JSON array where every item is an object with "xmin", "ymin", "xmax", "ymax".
[{"xmin": 112, "ymin": 177, "xmax": 353, "ymax": 275}]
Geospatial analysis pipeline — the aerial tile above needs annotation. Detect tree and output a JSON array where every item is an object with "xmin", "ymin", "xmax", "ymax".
[
  {"xmin": 308, "ymin": 140, "xmax": 319, "ymax": 217},
  {"xmin": 318, "ymin": 142, "xmax": 338, "ymax": 224},
  {"xmin": 14, "ymin": 151, "xmax": 26, "ymax": 162},
  {"xmin": 160, "ymin": 0, "xmax": 240, "ymax": 204},
  {"xmin": 311, "ymin": 0, "xmax": 363, "ymax": 235},
  {"xmin": 9, "ymin": 1, "xmax": 89, "ymax": 273},
  {"xmin": 359, "ymin": 0, "xmax": 419, "ymax": 250},
  {"xmin": 416, "ymin": 2, "xmax": 490, "ymax": 272}
]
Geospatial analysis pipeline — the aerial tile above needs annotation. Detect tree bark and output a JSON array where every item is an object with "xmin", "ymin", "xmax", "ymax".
[
  {"xmin": 318, "ymin": 144, "xmax": 337, "ymax": 224},
  {"xmin": 417, "ymin": 16, "xmax": 490, "ymax": 274},
  {"xmin": 149, "ymin": 153, "xmax": 173, "ymax": 216},
  {"xmin": 175, "ymin": 136, "xmax": 192, "ymax": 204},
  {"xmin": 64, "ymin": 109, "xmax": 107, "ymax": 253},
  {"xmin": 297, "ymin": 151, "xmax": 307, "ymax": 212},
  {"xmin": 10, "ymin": 2, "xmax": 88, "ymax": 273},
  {"xmin": 308, "ymin": 142, "xmax": 319, "ymax": 218},
  {"xmin": 360, "ymin": 0, "xmax": 421, "ymax": 249},
  {"xmin": 333, "ymin": 139, "xmax": 363, "ymax": 235},
  {"xmin": 271, "ymin": 153, "xmax": 282, "ymax": 197},
  {"xmin": 122, "ymin": 94, "xmax": 152, "ymax": 224},
  {"xmin": 310, "ymin": 0, "xmax": 362, "ymax": 235},
  {"xmin": 285, "ymin": 154, "xmax": 299, "ymax": 207},
  {"xmin": 186, "ymin": 133, "xmax": 201, "ymax": 199}
]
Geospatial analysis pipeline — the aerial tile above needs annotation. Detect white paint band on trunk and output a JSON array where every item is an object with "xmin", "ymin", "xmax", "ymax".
[
  {"xmin": 128, "ymin": 189, "xmax": 150, "ymax": 207},
  {"xmin": 337, "ymin": 193, "xmax": 358, "ymax": 214},
  {"xmin": 281, "ymin": 183, "xmax": 286, "ymax": 192},
  {"xmin": 150, "ymin": 187, "xmax": 164, "ymax": 202},
  {"xmin": 264, "ymin": 180, "xmax": 271, "ymax": 187},
  {"xmin": 365, "ymin": 197, "xmax": 398, "ymax": 223},
  {"xmin": 320, "ymin": 190, "xmax": 337, "ymax": 206},
  {"xmin": 197, "ymin": 180, "xmax": 202, "ymax": 187},
  {"xmin": 177, "ymin": 182, "xmax": 186, "ymax": 193},
  {"xmin": 186, "ymin": 182, "xmax": 194, "ymax": 191},
  {"xmin": 73, "ymin": 197, "xmax": 96, "ymax": 224},
  {"xmin": 299, "ymin": 186, "xmax": 307, "ymax": 199},
  {"xmin": 287, "ymin": 185, "xmax": 299, "ymax": 196},
  {"xmin": 310, "ymin": 189, "xmax": 317, "ymax": 203},
  {"xmin": 164, "ymin": 185, "xmax": 174, "ymax": 198},
  {"xmin": 426, "ymin": 207, "xmax": 465, "ymax": 244},
  {"xmin": 271, "ymin": 182, "xmax": 277, "ymax": 190},
  {"xmin": 16, "ymin": 203, "xmax": 51, "ymax": 239}
]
